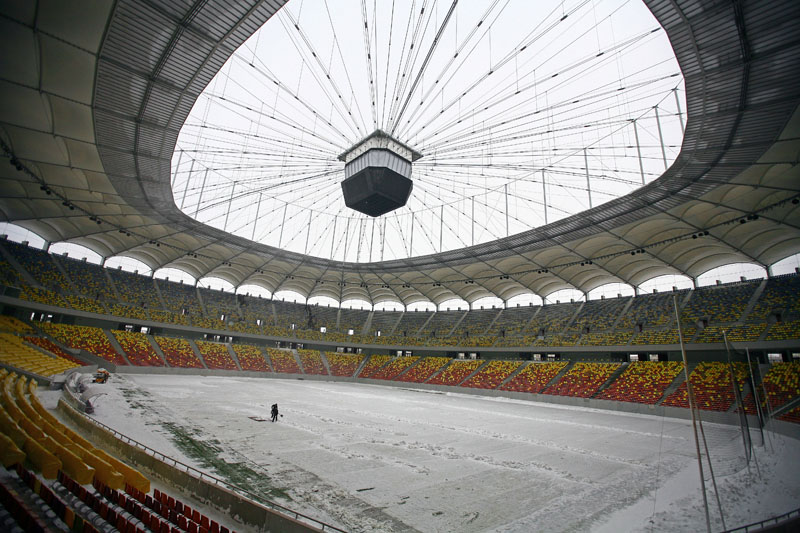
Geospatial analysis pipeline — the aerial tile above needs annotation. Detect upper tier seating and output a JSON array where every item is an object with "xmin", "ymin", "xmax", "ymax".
[
  {"xmin": 426, "ymin": 359, "xmax": 483, "ymax": 386},
  {"xmin": 544, "ymin": 362, "xmax": 620, "ymax": 398},
  {"xmin": 20, "ymin": 285, "xmax": 70, "ymax": 309},
  {"xmin": 749, "ymin": 274, "xmax": 800, "ymax": 321},
  {"xmin": 0, "ymin": 334, "xmax": 81, "ymax": 376},
  {"xmin": 358, "ymin": 355, "xmax": 394, "ymax": 378},
  {"xmin": 500, "ymin": 361, "xmax": 568, "ymax": 393},
  {"xmin": 766, "ymin": 320, "xmax": 800, "ymax": 341},
  {"xmin": 338, "ymin": 307, "xmax": 370, "ymax": 334},
  {"xmin": 3, "ymin": 240, "xmax": 69, "ymax": 293},
  {"xmin": 596, "ymin": 361, "xmax": 683, "ymax": 404},
  {"xmin": 154, "ymin": 336, "xmax": 204, "ymax": 369},
  {"xmin": 369, "ymin": 356, "xmax": 419, "ymax": 380},
  {"xmin": 272, "ymin": 300, "xmax": 309, "ymax": 329},
  {"xmin": 297, "ymin": 349, "xmax": 328, "ymax": 375},
  {"xmin": 369, "ymin": 311, "xmax": 402, "ymax": 335},
  {"xmin": 578, "ymin": 331, "xmax": 632, "ymax": 346},
  {"xmin": 460, "ymin": 360, "xmax": 522, "ymax": 389},
  {"xmin": 148, "ymin": 309, "xmax": 190, "ymax": 326},
  {"xmin": 528, "ymin": 303, "xmax": 578, "ymax": 336},
  {"xmin": 324, "ymin": 353, "xmax": 365, "ymax": 377},
  {"xmin": 395, "ymin": 356, "xmax": 450, "ymax": 383},
  {"xmin": 195, "ymin": 340, "xmax": 237, "ymax": 370},
  {"xmin": 393, "ymin": 311, "xmax": 433, "ymax": 337},
  {"xmin": 631, "ymin": 328, "xmax": 696, "ymax": 345},
  {"xmin": 265, "ymin": 348, "xmax": 301, "ymax": 373},
  {"xmin": 39, "ymin": 323, "xmax": 127, "ymax": 366},
  {"xmin": 65, "ymin": 294, "xmax": 105, "ymax": 314},
  {"xmin": 616, "ymin": 292, "xmax": 681, "ymax": 330},
  {"xmin": 108, "ymin": 268, "xmax": 162, "ymax": 309},
  {"xmin": 681, "ymin": 282, "xmax": 758, "ymax": 324},
  {"xmin": 155, "ymin": 279, "xmax": 202, "ymax": 316},
  {"xmin": 661, "ymin": 361, "xmax": 751, "ymax": 411},
  {"xmin": 0, "ymin": 257, "xmax": 24, "ymax": 286},
  {"xmin": 198, "ymin": 287, "xmax": 240, "ymax": 322},
  {"xmin": 455, "ymin": 308, "xmax": 500, "ymax": 338},
  {"xmin": 419, "ymin": 311, "xmax": 464, "ymax": 337},
  {"xmin": 55, "ymin": 256, "xmax": 115, "ymax": 301},
  {"xmin": 486, "ymin": 305, "xmax": 539, "ymax": 337},
  {"xmin": 570, "ymin": 298, "xmax": 629, "ymax": 333},
  {"xmin": 112, "ymin": 330, "xmax": 164, "ymax": 366},
  {"xmin": 231, "ymin": 344, "xmax": 270, "ymax": 372},
  {"xmin": 307, "ymin": 305, "xmax": 339, "ymax": 332}
]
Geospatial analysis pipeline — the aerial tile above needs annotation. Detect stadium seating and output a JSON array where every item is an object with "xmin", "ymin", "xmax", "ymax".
[
  {"xmin": 108, "ymin": 303, "xmax": 148, "ymax": 321},
  {"xmin": 778, "ymin": 406, "xmax": 800, "ymax": 424},
  {"xmin": 570, "ymin": 298, "xmax": 629, "ymax": 333},
  {"xmin": 662, "ymin": 361, "xmax": 751, "ymax": 411},
  {"xmin": 148, "ymin": 308, "xmax": 191, "ymax": 326},
  {"xmin": 596, "ymin": 361, "xmax": 683, "ymax": 404},
  {"xmin": 155, "ymin": 279, "xmax": 203, "ymax": 316},
  {"xmin": 23, "ymin": 336, "xmax": 86, "ymax": 366},
  {"xmin": 20, "ymin": 285, "xmax": 70, "ymax": 308},
  {"xmin": 108, "ymin": 268, "xmax": 162, "ymax": 309},
  {"xmin": 39, "ymin": 323, "xmax": 127, "ymax": 366},
  {"xmin": 358, "ymin": 355, "xmax": 394, "ymax": 378},
  {"xmin": 0, "ymin": 333, "xmax": 81, "ymax": 376},
  {"xmin": 272, "ymin": 300, "xmax": 309, "ymax": 329},
  {"xmin": 393, "ymin": 311, "xmax": 432, "ymax": 338},
  {"xmin": 544, "ymin": 362, "xmax": 620, "ymax": 398},
  {"xmin": 198, "ymin": 286, "xmax": 240, "ymax": 322},
  {"xmin": 749, "ymin": 275, "xmax": 800, "ymax": 322},
  {"xmin": 760, "ymin": 362, "xmax": 800, "ymax": 410},
  {"xmin": 419, "ymin": 311, "xmax": 463, "ymax": 337},
  {"xmin": 766, "ymin": 320, "xmax": 800, "ymax": 341},
  {"xmin": 616, "ymin": 292, "xmax": 681, "ymax": 330},
  {"xmin": 578, "ymin": 331, "xmax": 632, "ymax": 346},
  {"xmin": 65, "ymin": 294, "xmax": 105, "ymax": 314},
  {"xmin": 529, "ymin": 303, "xmax": 578, "ymax": 336},
  {"xmin": 455, "ymin": 308, "xmax": 500, "ymax": 338},
  {"xmin": 4, "ymin": 240, "xmax": 69, "ymax": 293},
  {"xmin": 112, "ymin": 330, "xmax": 164, "ymax": 366},
  {"xmin": 500, "ymin": 361, "xmax": 568, "ymax": 393},
  {"xmin": 56, "ymin": 256, "xmax": 115, "ymax": 301},
  {"xmin": 369, "ymin": 311, "xmax": 402, "ymax": 336},
  {"xmin": 427, "ymin": 359, "xmax": 483, "ymax": 386},
  {"xmin": 195, "ymin": 340, "xmax": 237, "ymax": 370},
  {"xmin": 232, "ymin": 344, "xmax": 270, "ymax": 372},
  {"xmin": 395, "ymin": 356, "xmax": 450, "ymax": 383},
  {"xmin": 0, "ymin": 315, "xmax": 34, "ymax": 334},
  {"xmin": 681, "ymin": 282, "xmax": 758, "ymax": 325},
  {"xmin": 460, "ymin": 360, "xmax": 522, "ymax": 389},
  {"xmin": 265, "ymin": 348, "xmax": 301, "ymax": 373},
  {"xmin": 487, "ymin": 305, "xmax": 539, "ymax": 337},
  {"xmin": 631, "ymin": 328, "xmax": 696, "ymax": 345},
  {"xmin": 297, "ymin": 349, "xmax": 328, "ymax": 375},
  {"xmin": 323, "ymin": 353, "xmax": 365, "ymax": 377},
  {"xmin": 369, "ymin": 356, "xmax": 419, "ymax": 380},
  {"xmin": 154, "ymin": 336, "xmax": 204, "ymax": 369}
]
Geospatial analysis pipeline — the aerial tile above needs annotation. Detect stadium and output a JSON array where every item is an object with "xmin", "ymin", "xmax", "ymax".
[{"xmin": 0, "ymin": 0, "xmax": 800, "ymax": 531}]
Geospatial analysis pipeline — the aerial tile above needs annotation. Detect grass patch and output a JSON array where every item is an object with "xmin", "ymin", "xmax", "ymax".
[{"xmin": 161, "ymin": 421, "xmax": 291, "ymax": 502}]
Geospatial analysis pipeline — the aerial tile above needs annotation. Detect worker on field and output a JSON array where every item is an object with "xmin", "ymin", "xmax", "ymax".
[{"xmin": 271, "ymin": 403, "xmax": 279, "ymax": 422}]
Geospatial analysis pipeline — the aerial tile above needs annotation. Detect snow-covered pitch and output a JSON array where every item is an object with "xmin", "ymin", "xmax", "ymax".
[{"xmin": 62, "ymin": 374, "xmax": 800, "ymax": 532}]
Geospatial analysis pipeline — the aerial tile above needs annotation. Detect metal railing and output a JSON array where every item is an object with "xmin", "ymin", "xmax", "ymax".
[
  {"xmin": 64, "ymin": 386, "xmax": 347, "ymax": 532},
  {"xmin": 723, "ymin": 507, "xmax": 800, "ymax": 533}
]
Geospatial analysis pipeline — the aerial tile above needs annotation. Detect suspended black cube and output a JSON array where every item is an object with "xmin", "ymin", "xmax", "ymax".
[{"xmin": 339, "ymin": 130, "xmax": 422, "ymax": 217}]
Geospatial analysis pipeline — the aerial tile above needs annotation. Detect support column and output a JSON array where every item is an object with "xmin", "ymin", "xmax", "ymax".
[
  {"xmin": 583, "ymin": 149, "xmax": 592, "ymax": 208},
  {"xmin": 541, "ymin": 170, "xmax": 548, "ymax": 224},
  {"xmin": 654, "ymin": 106, "xmax": 668, "ymax": 171},
  {"xmin": 632, "ymin": 119, "xmax": 645, "ymax": 185}
]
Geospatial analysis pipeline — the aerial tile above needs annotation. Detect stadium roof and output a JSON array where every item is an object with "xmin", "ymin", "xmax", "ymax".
[{"xmin": 1, "ymin": 0, "xmax": 799, "ymax": 308}]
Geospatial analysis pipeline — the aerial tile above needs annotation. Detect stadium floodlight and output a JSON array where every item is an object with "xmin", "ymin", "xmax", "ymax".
[{"xmin": 338, "ymin": 130, "xmax": 423, "ymax": 217}]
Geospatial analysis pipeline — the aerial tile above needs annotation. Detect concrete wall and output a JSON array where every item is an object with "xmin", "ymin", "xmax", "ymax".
[{"xmin": 56, "ymin": 392, "xmax": 325, "ymax": 533}]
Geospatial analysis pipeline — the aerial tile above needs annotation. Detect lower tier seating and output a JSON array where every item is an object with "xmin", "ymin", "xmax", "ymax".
[
  {"xmin": 232, "ymin": 344, "xmax": 270, "ymax": 372},
  {"xmin": 39, "ymin": 323, "xmax": 127, "ymax": 366},
  {"xmin": 460, "ymin": 360, "xmax": 522, "ymax": 390},
  {"xmin": 297, "ymin": 350, "xmax": 328, "ymax": 375},
  {"xmin": 395, "ymin": 357, "xmax": 450, "ymax": 383},
  {"xmin": 323, "ymin": 353, "xmax": 365, "ymax": 377},
  {"xmin": 265, "ymin": 349, "xmax": 301, "ymax": 374},
  {"xmin": 112, "ymin": 330, "xmax": 164, "ymax": 367},
  {"xmin": 426, "ymin": 359, "xmax": 484, "ymax": 386},
  {"xmin": 596, "ymin": 361, "xmax": 683, "ymax": 404},
  {"xmin": 499, "ymin": 362, "xmax": 568, "ymax": 393},
  {"xmin": 544, "ymin": 362, "xmax": 620, "ymax": 398},
  {"xmin": 154, "ymin": 336, "xmax": 204, "ymax": 369}
]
